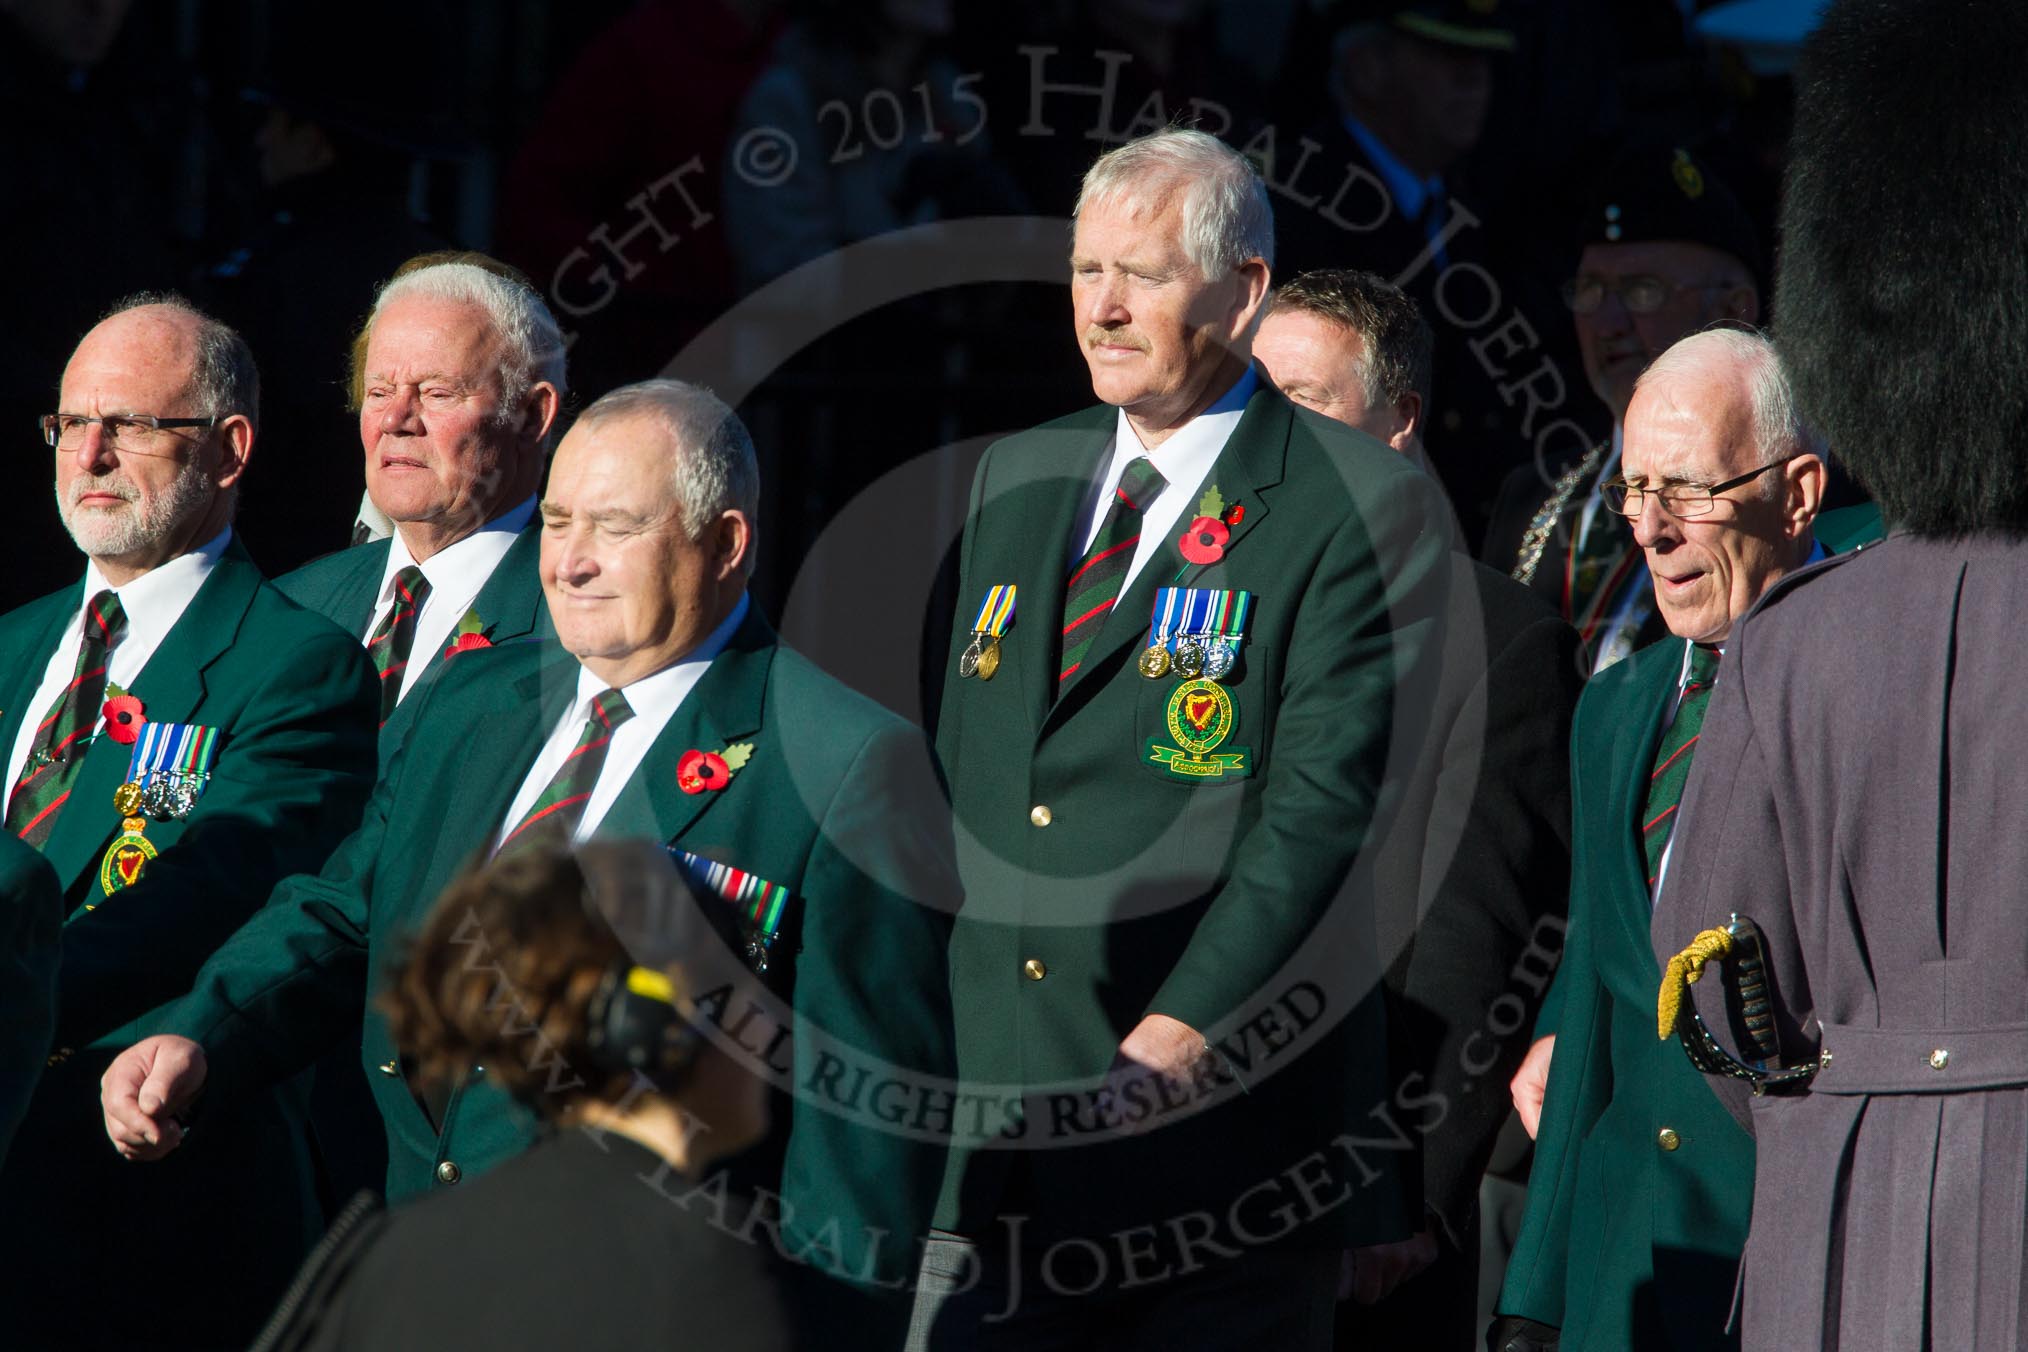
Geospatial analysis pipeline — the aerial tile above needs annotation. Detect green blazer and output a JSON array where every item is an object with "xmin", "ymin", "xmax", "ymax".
[
  {"xmin": 0, "ymin": 834, "xmax": 60, "ymax": 1165},
  {"xmin": 0, "ymin": 539, "xmax": 379, "ymax": 1349},
  {"xmin": 1498, "ymin": 637, "xmax": 1754, "ymax": 1350},
  {"xmin": 159, "ymin": 606, "xmax": 955, "ymax": 1296},
  {"xmin": 275, "ymin": 519, "xmax": 551, "ymax": 754},
  {"xmin": 934, "ymin": 381, "xmax": 1451, "ymax": 1247}
]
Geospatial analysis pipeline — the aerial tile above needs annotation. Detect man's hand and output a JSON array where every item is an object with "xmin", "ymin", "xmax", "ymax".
[
  {"xmin": 1340, "ymin": 1222, "xmax": 1441, "ymax": 1304},
  {"xmin": 1510, "ymin": 1034, "xmax": 1556, "ymax": 1140},
  {"xmin": 102, "ymin": 1035, "xmax": 207, "ymax": 1161},
  {"xmin": 1100, "ymin": 1013, "xmax": 1208, "ymax": 1135}
]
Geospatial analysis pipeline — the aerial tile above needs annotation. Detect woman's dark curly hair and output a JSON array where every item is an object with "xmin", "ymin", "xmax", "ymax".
[{"xmin": 380, "ymin": 841, "xmax": 732, "ymax": 1114}]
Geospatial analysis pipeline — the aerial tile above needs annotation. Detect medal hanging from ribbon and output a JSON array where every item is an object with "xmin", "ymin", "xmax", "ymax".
[
  {"xmin": 669, "ymin": 847, "xmax": 796, "ymax": 976},
  {"xmin": 1141, "ymin": 588, "xmax": 1253, "ymax": 682},
  {"xmin": 958, "ymin": 584, "xmax": 1016, "ymax": 681},
  {"xmin": 129, "ymin": 721, "xmax": 220, "ymax": 821},
  {"xmin": 97, "ymin": 721, "xmax": 219, "ymax": 898}
]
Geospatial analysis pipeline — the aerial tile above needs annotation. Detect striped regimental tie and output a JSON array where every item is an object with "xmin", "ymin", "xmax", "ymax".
[
  {"xmin": 1059, "ymin": 456, "xmax": 1167, "ymax": 692},
  {"xmin": 1641, "ymin": 642, "xmax": 1721, "ymax": 887},
  {"xmin": 495, "ymin": 688, "xmax": 634, "ymax": 855},
  {"xmin": 7, "ymin": 590, "xmax": 127, "ymax": 848},
  {"xmin": 366, "ymin": 565, "xmax": 431, "ymax": 726}
]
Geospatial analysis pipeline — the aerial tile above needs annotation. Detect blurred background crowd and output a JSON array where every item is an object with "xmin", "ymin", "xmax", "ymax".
[{"xmin": 0, "ymin": 0, "xmax": 1825, "ymax": 623}]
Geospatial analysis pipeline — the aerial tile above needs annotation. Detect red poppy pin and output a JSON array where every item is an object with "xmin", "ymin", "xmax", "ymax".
[
  {"xmin": 1178, "ymin": 484, "xmax": 1234, "ymax": 565},
  {"xmin": 678, "ymin": 742, "xmax": 754, "ymax": 794},
  {"xmin": 447, "ymin": 609, "xmax": 492, "ymax": 656},
  {"xmin": 103, "ymin": 693, "xmax": 146, "ymax": 745}
]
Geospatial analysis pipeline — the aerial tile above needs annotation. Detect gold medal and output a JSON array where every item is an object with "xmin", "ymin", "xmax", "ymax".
[
  {"xmin": 1138, "ymin": 645, "xmax": 1173, "ymax": 679},
  {"xmin": 975, "ymin": 637, "xmax": 1002, "ymax": 681},
  {"xmin": 112, "ymin": 781, "xmax": 145, "ymax": 817},
  {"xmin": 98, "ymin": 817, "xmax": 158, "ymax": 897}
]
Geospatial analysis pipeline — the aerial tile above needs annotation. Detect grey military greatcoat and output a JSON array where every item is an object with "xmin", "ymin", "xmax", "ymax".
[{"xmin": 1654, "ymin": 535, "xmax": 2028, "ymax": 1351}]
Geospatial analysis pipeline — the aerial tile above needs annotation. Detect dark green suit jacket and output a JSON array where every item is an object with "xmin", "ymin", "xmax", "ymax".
[
  {"xmin": 1498, "ymin": 637, "xmax": 1754, "ymax": 1350},
  {"xmin": 160, "ymin": 606, "xmax": 955, "ymax": 1297},
  {"xmin": 0, "ymin": 539, "xmax": 379, "ymax": 1350},
  {"xmin": 0, "ymin": 834, "xmax": 60, "ymax": 1166},
  {"xmin": 934, "ymin": 382, "xmax": 1451, "ymax": 1249},
  {"xmin": 275, "ymin": 519, "xmax": 550, "ymax": 755}
]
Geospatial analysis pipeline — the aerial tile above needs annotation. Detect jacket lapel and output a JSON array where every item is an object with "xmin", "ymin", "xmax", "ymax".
[
  {"xmin": 328, "ymin": 541, "xmax": 391, "ymax": 637},
  {"xmin": 467, "ymin": 522, "xmax": 547, "ymax": 644},
  {"xmin": 0, "ymin": 589, "xmax": 81, "ymax": 793},
  {"xmin": 417, "ymin": 654, "xmax": 578, "ymax": 886},
  {"xmin": 42, "ymin": 546, "xmax": 261, "ymax": 892},
  {"xmin": 1047, "ymin": 382, "xmax": 1291, "ymax": 727},
  {"xmin": 1604, "ymin": 640, "xmax": 1685, "ymax": 973},
  {"xmin": 598, "ymin": 606, "xmax": 775, "ymax": 846},
  {"xmin": 967, "ymin": 412, "xmax": 1110, "ymax": 737}
]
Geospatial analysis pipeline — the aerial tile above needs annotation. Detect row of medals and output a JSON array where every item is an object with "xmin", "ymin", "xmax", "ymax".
[
  {"xmin": 1139, "ymin": 634, "xmax": 1236, "ymax": 682},
  {"xmin": 112, "ymin": 774, "xmax": 198, "ymax": 824}
]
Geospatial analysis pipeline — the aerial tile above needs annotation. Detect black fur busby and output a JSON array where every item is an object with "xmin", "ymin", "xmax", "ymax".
[{"xmin": 1775, "ymin": 0, "xmax": 2028, "ymax": 535}]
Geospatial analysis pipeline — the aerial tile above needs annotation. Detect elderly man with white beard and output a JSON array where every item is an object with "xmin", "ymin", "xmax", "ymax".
[{"xmin": 0, "ymin": 294, "xmax": 377, "ymax": 1352}]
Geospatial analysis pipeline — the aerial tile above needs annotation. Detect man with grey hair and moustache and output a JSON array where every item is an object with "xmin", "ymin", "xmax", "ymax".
[
  {"xmin": 920, "ymin": 130, "xmax": 1450, "ymax": 1348},
  {"xmin": 103, "ymin": 377, "xmax": 957, "ymax": 1351},
  {"xmin": 0, "ymin": 294, "xmax": 378, "ymax": 1350}
]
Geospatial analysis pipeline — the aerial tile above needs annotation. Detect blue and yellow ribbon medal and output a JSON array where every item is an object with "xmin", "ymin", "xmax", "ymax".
[{"xmin": 959, "ymin": 584, "xmax": 1016, "ymax": 681}]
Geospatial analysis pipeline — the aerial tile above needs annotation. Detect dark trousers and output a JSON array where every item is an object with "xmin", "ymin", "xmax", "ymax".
[
  {"xmin": 910, "ymin": 1230, "xmax": 1337, "ymax": 1352},
  {"xmin": 1334, "ymin": 1214, "xmax": 1482, "ymax": 1351}
]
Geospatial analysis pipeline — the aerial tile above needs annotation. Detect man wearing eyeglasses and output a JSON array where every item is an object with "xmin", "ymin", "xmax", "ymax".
[
  {"xmin": 1489, "ymin": 327, "xmax": 1825, "ymax": 1352},
  {"xmin": 1481, "ymin": 145, "xmax": 1762, "ymax": 675},
  {"xmin": 0, "ymin": 295, "xmax": 377, "ymax": 1350}
]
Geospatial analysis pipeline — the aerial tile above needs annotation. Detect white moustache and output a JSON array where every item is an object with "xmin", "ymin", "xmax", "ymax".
[{"xmin": 67, "ymin": 476, "xmax": 138, "ymax": 507}]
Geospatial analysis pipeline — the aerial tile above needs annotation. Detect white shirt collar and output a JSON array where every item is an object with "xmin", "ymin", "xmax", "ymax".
[
  {"xmin": 567, "ymin": 591, "xmax": 751, "ymax": 718},
  {"xmin": 377, "ymin": 495, "xmax": 536, "ymax": 607},
  {"xmin": 1105, "ymin": 365, "xmax": 1257, "ymax": 500},
  {"xmin": 81, "ymin": 526, "xmax": 232, "ymax": 655}
]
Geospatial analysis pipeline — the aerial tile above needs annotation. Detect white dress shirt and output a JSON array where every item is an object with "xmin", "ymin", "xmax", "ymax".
[
  {"xmin": 3, "ymin": 528, "xmax": 232, "ymax": 808},
  {"xmin": 494, "ymin": 592, "xmax": 750, "ymax": 849},
  {"xmin": 368, "ymin": 496, "xmax": 536, "ymax": 705},
  {"xmin": 1073, "ymin": 366, "xmax": 1257, "ymax": 594}
]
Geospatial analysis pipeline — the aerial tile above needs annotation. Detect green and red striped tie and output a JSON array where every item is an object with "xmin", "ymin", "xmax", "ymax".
[
  {"xmin": 1060, "ymin": 456, "xmax": 1166, "ymax": 691},
  {"xmin": 1642, "ymin": 643, "xmax": 1721, "ymax": 887},
  {"xmin": 366, "ymin": 565, "xmax": 431, "ymax": 726},
  {"xmin": 496, "ymin": 688, "xmax": 634, "ymax": 854},
  {"xmin": 7, "ymin": 590, "xmax": 127, "ymax": 848}
]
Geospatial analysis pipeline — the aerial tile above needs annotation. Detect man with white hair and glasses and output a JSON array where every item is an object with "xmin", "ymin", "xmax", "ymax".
[
  {"xmin": 919, "ymin": 128, "xmax": 1450, "ymax": 1348},
  {"xmin": 1491, "ymin": 327, "xmax": 1826, "ymax": 1352}
]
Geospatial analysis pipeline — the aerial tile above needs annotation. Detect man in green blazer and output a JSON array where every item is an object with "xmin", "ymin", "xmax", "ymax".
[
  {"xmin": 274, "ymin": 256, "xmax": 563, "ymax": 747},
  {"xmin": 0, "ymin": 296, "xmax": 378, "ymax": 1350},
  {"xmin": 919, "ymin": 131, "xmax": 1450, "ymax": 1347},
  {"xmin": 0, "ymin": 834, "xmax": 61, "ymax": 1165},
  {"xmin": 1491, "ymin": 330, "xmax": 1828, "ymax": 1351},
  {"xmin": 268, "ymin": 255, "xmax": 565, "ymax": 1208},
  {"xmin": 103, "ymin": 379, "xmax": 956, "ymax": 1347}
]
